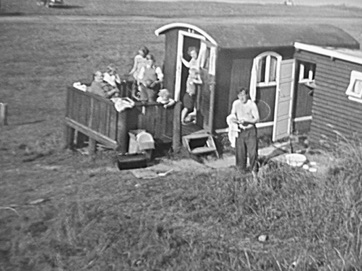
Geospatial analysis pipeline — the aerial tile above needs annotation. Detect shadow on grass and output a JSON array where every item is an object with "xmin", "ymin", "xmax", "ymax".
[
  {"xmin": 0, "ymin": 12, "xmax": 24, "ymax": 16},
  {"xmin": 13, "ymin": 119, "xmax": 46, "ymax": 126},
  {"xmin": 48, "ymin": 5, "xmax": 84, "ymax": 9}
]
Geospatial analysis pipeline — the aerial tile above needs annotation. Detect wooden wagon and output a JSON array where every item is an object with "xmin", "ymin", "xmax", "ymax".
[
  {"xmin": 155, "ymin": 22, "xmax": 359, "ymax": 142},
  {"xmin": 294, "ymin": 42, "xmax": 362, "ymax": 145},
  {"xmin": 64, "ymin": 86, "xmax": 182, "ymax": 154}
]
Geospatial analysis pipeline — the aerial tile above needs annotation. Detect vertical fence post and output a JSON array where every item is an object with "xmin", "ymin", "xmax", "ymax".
[
  {"xmin": 172, "ymin": 101, "xmax": 182, "ymax": 153},
  {"xmin": 117, "ymin": 110, "xmax": 128, "ymax": 154},
  {"xmin": 64, "ymin": 125, "xmax": 75, "ymax": 149},
  {"xmin": 0, "ymin": 103, "xmax": 8, "ymax": 126}
]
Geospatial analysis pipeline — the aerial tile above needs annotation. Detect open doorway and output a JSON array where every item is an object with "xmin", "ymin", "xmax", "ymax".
[{"xmin": 176, "ymin": 30, "xmax": 217, "ymax": 132}]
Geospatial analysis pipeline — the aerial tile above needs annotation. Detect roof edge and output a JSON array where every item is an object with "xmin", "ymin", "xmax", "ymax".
[
  {"xmin": 295, "ymin": 42, "xmax": 362, "ymax": 65},
  {"xmin": 154, "ymin": 23, "xmax": 217, "ymax": 46}
]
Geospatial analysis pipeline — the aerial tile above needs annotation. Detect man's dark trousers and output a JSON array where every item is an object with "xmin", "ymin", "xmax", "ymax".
[{"xmin": 235, "ymin": 126, "xmax": 258, "ymax": 173}]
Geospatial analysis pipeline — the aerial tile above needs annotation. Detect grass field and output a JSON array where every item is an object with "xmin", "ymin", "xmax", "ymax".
[{"xmin": 1, "ymin": 1, "xmax": 362, "ymax": 270}]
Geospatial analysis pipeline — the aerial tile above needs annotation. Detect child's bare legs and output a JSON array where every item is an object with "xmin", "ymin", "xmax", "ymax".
[{"xmin": 181, "ymin": 108, "xmax": 189, "ymax": 124}]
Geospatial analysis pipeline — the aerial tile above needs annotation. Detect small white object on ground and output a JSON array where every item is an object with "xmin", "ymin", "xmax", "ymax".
[{"xmin": 258, "ymin": 234, "xmax": 268, "ymax": 242}]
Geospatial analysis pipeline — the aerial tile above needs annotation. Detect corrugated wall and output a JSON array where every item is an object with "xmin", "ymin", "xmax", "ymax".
[{"xmin": 295, "ymin": 50, "xmax": 362, "ymax": 145}]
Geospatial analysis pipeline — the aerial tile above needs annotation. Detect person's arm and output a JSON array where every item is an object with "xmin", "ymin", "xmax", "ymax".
[
  {"xmin": 105, "ymin": 88, "xmax": 118, "ymax": 99},
  {"xmin": 103, "ymin": 72, "xmax": 112, "ymax": 86},
  {"xmin": 250, "ymin": 102, "xmax": 260, "ymax": 124},
  {"xmin": 155, "ymin": 66, "xmax": 164, "ymax": 83},
  {"xmin": 150, "ymin": 67, "xmax": 164, "ymax": 87},
  {"xmin": 180, "ymin": 56, "xmax": 190, "ymax": 68},
  {"xmin": 114, "ymin": 73, "xmax": 121, "ymax": 84},
  {"xmin": 229, "ymin": 101, "xmax": 239, "ymax": 124},
  {"xmin": 164, "ymin": 99, "xmax": 176, "ymax": 108},
  {"xmin": 240, "ymin": 102, "xmax": 260, "ymax": 126}
]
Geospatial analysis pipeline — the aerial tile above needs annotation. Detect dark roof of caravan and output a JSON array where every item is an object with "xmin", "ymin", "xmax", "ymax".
[{"xmin": 155, "ymin": 22, "xmax": 360, "ymax": 49}]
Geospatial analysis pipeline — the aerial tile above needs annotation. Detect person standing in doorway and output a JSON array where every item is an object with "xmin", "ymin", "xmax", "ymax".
[
  {"xmin": 181, "ymin": 67, "xmax": 202, "ymax": 124},
  {"xmin": 180, "ymin": 46, "xmax": 201, "ymax": 123},
  {"xmin": 180, "ymin": 46, "xmax": 199, "ymax": 70},
  {"xmin": 228, "ymin": 87, "xmax": 260, "ymax": 178}
]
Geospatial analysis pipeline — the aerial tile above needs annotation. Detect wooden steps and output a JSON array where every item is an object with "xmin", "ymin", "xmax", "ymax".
[{"xmin": 182, "ymin": 133, "xmax": 219, "ymax": 158}]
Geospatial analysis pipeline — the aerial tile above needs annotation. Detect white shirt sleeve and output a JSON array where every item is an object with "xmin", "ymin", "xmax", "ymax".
[{"xmin": 155, "ymin": 67, "xmax": 164, "ymax": 81}]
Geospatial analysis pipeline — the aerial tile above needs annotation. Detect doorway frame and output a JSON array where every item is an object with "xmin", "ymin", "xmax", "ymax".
[{"xmin": 175, "ymin": 30, "xmax": 206, "ymax": 102}]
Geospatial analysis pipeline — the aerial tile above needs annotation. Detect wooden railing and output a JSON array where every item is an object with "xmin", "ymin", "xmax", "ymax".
[{"xmin": 64, "ymin": 87, "xmax": 179, "ymax": 153}]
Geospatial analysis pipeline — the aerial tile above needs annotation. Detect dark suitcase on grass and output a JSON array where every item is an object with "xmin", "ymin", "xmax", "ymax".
[{"xmin": 116, "ymin": 153, "xmax": 148, "ymax": 170}]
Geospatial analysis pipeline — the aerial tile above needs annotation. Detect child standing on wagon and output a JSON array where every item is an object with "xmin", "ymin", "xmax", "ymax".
[
  {"xmin": 129, "ymin": 46, "xmax": 149, "ymax": 83},
  {"xmin": 181, "ymin": 67, "xmax": 202, "ymax": 124},
  {"xmin": 180, "ymin": 47, "xmax": 202, "ymax": 124},
  {"xmin": 180, "ymin": 46, "xmax": 199, "ymax": 71}
]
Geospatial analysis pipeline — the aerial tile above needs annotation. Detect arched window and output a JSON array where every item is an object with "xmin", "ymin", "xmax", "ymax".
[{"xmin": 254, "ymin": 52, "xmax": 281, "ymax": 86}]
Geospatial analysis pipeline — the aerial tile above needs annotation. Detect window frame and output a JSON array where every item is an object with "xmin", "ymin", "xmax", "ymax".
[
  {"xmin": 346, "ymin": 70, "xmax": 362, "ymax": 102},
  {"xmin": 298, "ymin": 61, "xmax": 316, "ymax": 84},
  {"xmin": 254, "ymin": 52, "xmax": 282, "ymax": 87}
]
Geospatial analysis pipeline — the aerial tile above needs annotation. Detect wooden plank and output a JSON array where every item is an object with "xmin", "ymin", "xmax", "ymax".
[
  {"xmin": 64, "ymin": 124, "xmax": 75, "ymax": 149},
  {"xmin": 69, "ymin": 87, "xmax": 76, "ymax": 120},
  {"xmin": 154, "ymin": 106, "xmax": 161, "ymax": 138},
  {"xmin": 173, "ymin": 102, "xmax": 182, "ymax": 152},
  {"xmin": 89, "ymin": 138, "xmax": 97, "ymax": 154},
  {"xmin": 65, "ymin": 117, "xmax": 118, "ymax": 149},
  {"xmin": 109, "ymin": 109, "xmax": 117, "ymax": 141},
  {"xmin": 117, "ymin": 111, "xmax": 128, "ymax": 153},
  {"xmin": 92, "ymin": 101, "xmax": 101, "ymax": 132},
  {"xmin": 65, "ymin": 88, "xmax": 71, "ymax": 118},
  {"xmin": 73, "ymin": 89, "xmax": 82, "ymax": 123},
  {"xmin": 314, "ymin": 98, "xmax": 362, "ymax": 118},
  {"xmin": 78, "ymin": 93, "xmax": 85, "ymax": 125},
  {"xmin": 84, "ymin": 94, "xmax": 91, "ymax": 127},
  {"xmin": 98, "ymin": 102, "xmax": 107, "ymax": 134},
  {"xmin": 88, "ymin": 98, "xmax": 94, "ymax": 128},
  {"xmin": 0, "ymin": 103, "xmax": 8, "ymax": 126},
  {"xmin": 106, "ymin": 104, "xmax": 112, "ymax": 138},
  {"xmin": 164, "ymin": 107, "xmax": 173, "ymax": 138}
]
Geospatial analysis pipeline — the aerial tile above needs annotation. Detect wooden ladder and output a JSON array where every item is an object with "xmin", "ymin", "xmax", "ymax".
[{"xmin": 182, "ymin": 133, "xmax": 219, "ymax": 158}]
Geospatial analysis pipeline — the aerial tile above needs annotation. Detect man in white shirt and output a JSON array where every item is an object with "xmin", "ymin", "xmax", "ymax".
[{"xmin": 229, "ymin": 87, "xmax": 260, "ymax": 177}]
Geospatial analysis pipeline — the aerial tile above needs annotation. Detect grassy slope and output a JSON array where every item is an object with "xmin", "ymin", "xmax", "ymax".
[{"xmin": 1, "ymin": 1, "xmax": 362, "ymax": 270}]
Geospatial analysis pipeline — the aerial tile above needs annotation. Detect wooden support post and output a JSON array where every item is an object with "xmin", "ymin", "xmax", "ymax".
[
  {"xmin": 88, "ymin": 138, "xmax": 97, "ymax": 154},
  {"xmin": 64, "ymin": 125, "xmax": 75, "ymax": 149},
  {"xmin": 172, "ymin": 101, "xmax": 182, "ymax": 153},
  {"xmin": 117, "ymin": 110, "xmax": 128, "ymax": 154},
  {"xmin": 0, "ymin": 103, "xmax": 8, "ymax": 126}
]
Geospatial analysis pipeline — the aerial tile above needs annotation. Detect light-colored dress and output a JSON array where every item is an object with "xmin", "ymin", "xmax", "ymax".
[{"xmin": 130, "ymin": 55, "xmax": 147, "ymax": 81}]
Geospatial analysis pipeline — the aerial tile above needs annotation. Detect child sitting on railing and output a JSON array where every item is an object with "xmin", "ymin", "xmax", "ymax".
[
  {"xmin": 103, "ymin": 64, "xmax": 121, "ymax": 91},
  {"xmin": 156, "ymin": 89, "xmax": 175, "ymax": 108}
]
